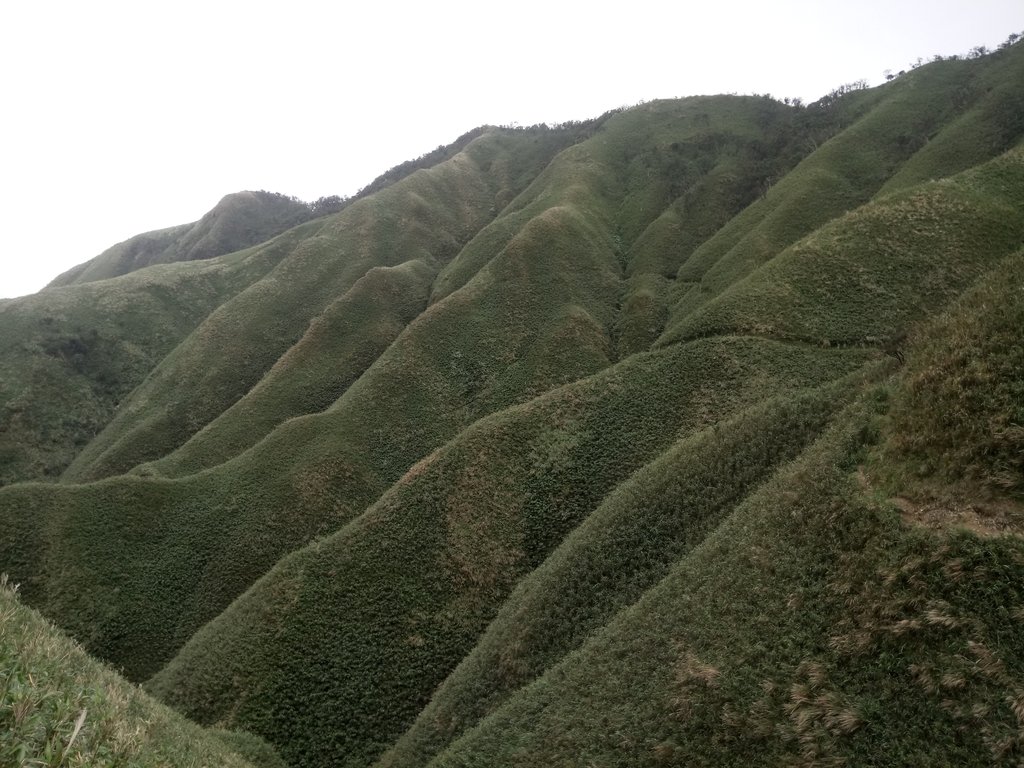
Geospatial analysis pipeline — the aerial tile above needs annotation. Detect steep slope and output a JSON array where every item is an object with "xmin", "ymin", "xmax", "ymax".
[
  {"xmin": 147, "ymin": 95, "xmax": 807, "ymax": 480},
  {"xmin": 875, "ymin": 248, "xmax": 1024, "ymax": 499},
  {"xmin": 1, "ymin": 576, "xmax": 284, "ymax": 768},
  {"xmin": 0, "ymin": 96, "xmax": 841, "ymax": 690},
  {"xmin": 0, "ymin": 40, "xmax": 1022, "ymax": 768},
  {"xmin": 136, "ymin": 259, "xmax": 437, "ymax": 477},
  {"xmin": 147, "ymin": 341, "xmax": 872, "ymax": 768},
  {"xmin": 0, "ymin": 121, "xmax": 630, "ymax": 679},
  {"xmin": 0, "ymin": 227, "xmax": 303, "ymax": 486},
  {"xmin": 660, "ymin": 43, "xmax": 1024, "ymax": 335},
  {"xmin": 151, "ymin": 136, "xmax": 1023, "ymax": 762},
  {"xmin": 47, "ymin": 191, "xmax": 317, "ymax": 287},
  {"xmin": 372, "ymin": 376, "xmax": 869, "ymax": 768},
  {"xmin": 662, "ymin": 145, "xmax": 1024, "ymax": 346},
  {"xmin": 419, "ymin": 254, "xmax": 1024, "ymax": 764},
  {"xmin": 60, "ymin": 127, "xmax": 580, "ymax": 484},
  {"xmin": 879, "ymin": 41, "xmax": 1024, "ymax": 192},
  {"xmin": 425, "ymin": 397, "xmax": 1024, "ymax": 766},
  {"xmin": 3, "ymin": 127, "xmax": 531, "ymax": 490}
]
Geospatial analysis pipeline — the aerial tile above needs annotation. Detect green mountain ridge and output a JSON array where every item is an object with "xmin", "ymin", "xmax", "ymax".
[
  {"xmin": 2, "ymin": 40, "xmax": 1024, "ymax": 767},
  {"xmin": 47, "ymin": 190, "xmax": 322, "ymax": 288}
]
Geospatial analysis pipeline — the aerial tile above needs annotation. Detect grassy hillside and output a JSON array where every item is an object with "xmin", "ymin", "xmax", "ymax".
[
  {"xmin": 0, "ymin": 120, "xmax": 637, "ymax": 681},
  {"xmin": 47, "ymin": 191, "xmax": 318, "ymax": 287},
  {"xmin": 661, "ymin": 145, "xmax": 1024, "ymax": 347},
  {"xmin": 60, "ymin": 127, "xmax": 584, "ymax": 484},
  {"xmin": 0, "ymin": 92, "xmax": 863, "ymax": 690},
  {"xmin": 47, "ymin": 126, "xmax": 509, "ymax": 292},
  {"xmin": 418, "ymin": 254, "xmax": 1024, "ymax": 763},
  {"xmin": 139, "ymin": 259, "xmax": 437, "ymax": 478},
  {"xmin": 662, "ymin": 42, "xmax": 1024, "ymax": 335},
  {"xmin": 81, "ymin": 95, "xmax": 831, "ymax": 484},
  {"xmin": 874, "ymin": 248, "xmax": 1024, "ymax": 499},
  {"xmin": 0, "ymin": 575, "xmax": 284, "ymax": 768},
  {"xmin": 374, "ymin": 375, "xmax": 869, "ymax": 768},
  {"xmin": 0, "ymin": 39, "xmax": 1022, "ymax": 768},
  {"xmin": 146, "ymin": 341, "xmax": 872, "ymax": 767},
  {"xmin": 426, "ymin": 396, "xmax": 1024, "ymax": 767},
  {"xmin": 0, "ymin": 232, "xmax": 298, "ymax": 486}
]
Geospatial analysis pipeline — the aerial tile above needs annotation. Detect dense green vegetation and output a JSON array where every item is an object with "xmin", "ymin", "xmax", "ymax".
[
  {"xmin": 1, "ymin": 38, "xmax": 1023, "ymax": 767},
  {"xmin": 146, "ymin": 341, "xmax": 872, "ymax": 767},
  {"xmin": 0, "ymin": 234, "xmax": 297, "ymax": 486},
  {"xmin": 428, "ymin": 401, "xmax": 1024, "ymax": 766},
  {"xmin": 47, "ymin": 191, "xmax": 321, "ymax": 287},
  {"xmin": 59, "ymin": 127, "xmax": 585, "ymax": 484},
  {"xmin": 876, "ymin": 249, "xmax": 1024, "ymax": 498},
  {"xmin": 0, "ymin": 575, "xmax": 284, "ymax": 768}
]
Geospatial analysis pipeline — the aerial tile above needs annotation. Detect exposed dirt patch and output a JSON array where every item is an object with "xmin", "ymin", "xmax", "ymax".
[
  {"xmin": 857, "ymin": 467, "xmax": 1024, "ymax": 537},
  {"xmin": 889, "ymin": 495, "xmax": 1024, "ymax": 538}
]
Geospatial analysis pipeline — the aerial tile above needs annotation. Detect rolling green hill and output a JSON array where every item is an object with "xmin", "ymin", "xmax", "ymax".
[
  {"xmin": 2, "ymin": 38, "xmax": 1023, "ymax": 767},
  {"xmin": 0, "ymin": 231, "xmax": 300, "ymax": 486},
  {"xmin": 47, "ymin": 190, "xmax": 323, "ymax": 287},
  {"xmin": 0, "ymin": 575, "xmax": 285, "ymax": 768}
]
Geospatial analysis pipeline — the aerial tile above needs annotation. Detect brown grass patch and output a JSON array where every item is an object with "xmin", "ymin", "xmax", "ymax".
[{"xmin": 889, "ymin": 495, "xmax": 1024, "ymax": 538}]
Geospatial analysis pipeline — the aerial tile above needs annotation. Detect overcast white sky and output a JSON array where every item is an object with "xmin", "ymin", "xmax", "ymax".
[{"xmin": 1, "ymin": 0, "xmax": 1020, "ymax": 298}]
